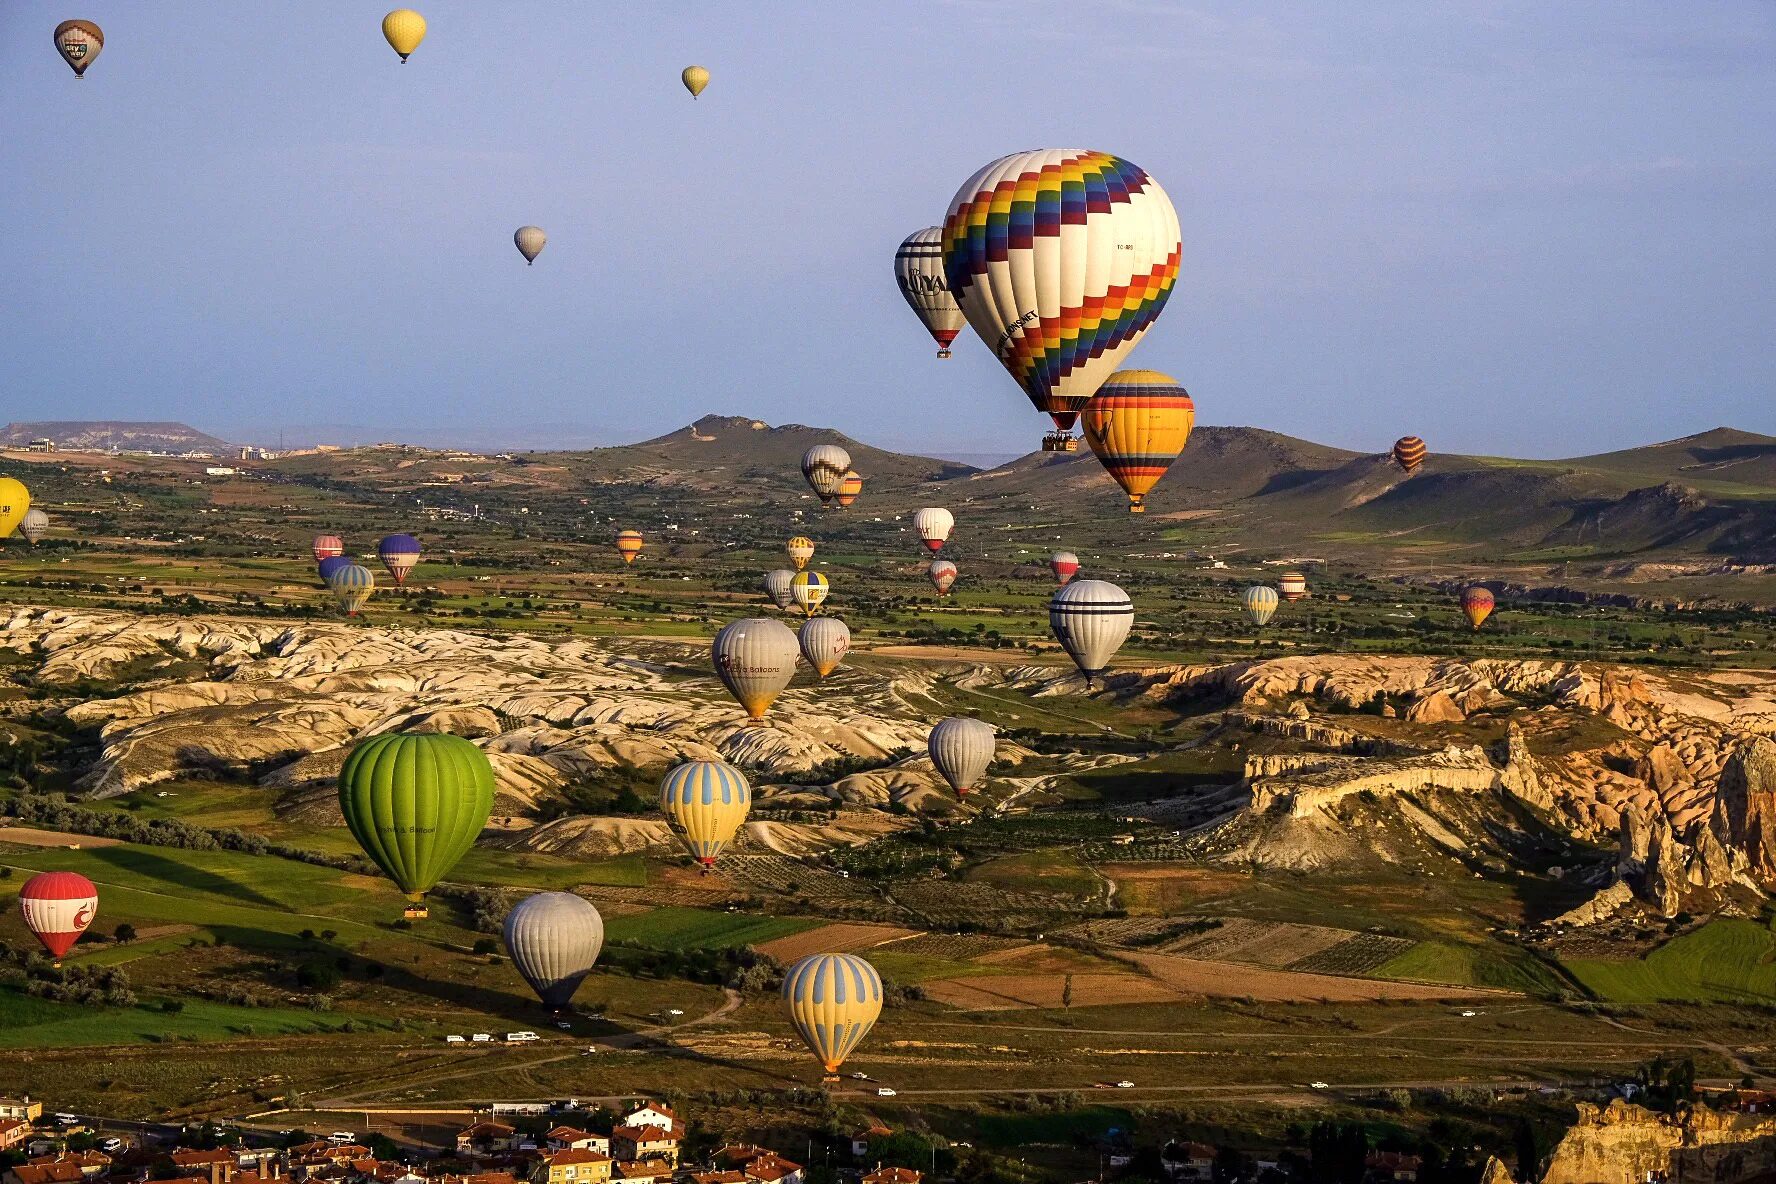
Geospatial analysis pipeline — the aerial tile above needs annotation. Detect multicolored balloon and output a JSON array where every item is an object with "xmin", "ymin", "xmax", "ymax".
[
  {"xmin": 1461, "ymin": 586, "xmax": 1495, "ymax": 630},
  {"xmin": 1050, "ymin": 551, "xmax": 1079, "ymax": 585},
  {"xmin": 711, "ymin": 618, "xmax": 800, "ymax": 723},
  {"xmin": 1242, "ymin": 585, "xmax": 1278, "ymax": 627},
  {"xmin": 382, "ymin": 9, "xmax": 426, "ymax": 61},
  {"xmin": 1392, "ymin": 436, "xmax": 1427, "ymax": 475},
  {"xmin": 682, "ymin": 64, "xmax": 709, "ymax": 98},
  {"xmin": 763, "ymin": 568, "xmax": 798, "ymax": 611},
  {"xmin": 1079, "ymin": 370, "xmax": 1195, "ymax": 513},
  {"xmin": 659, "ymin": 759, "xmax": 751, "ymax": 868},
  {"xmin": 782, "ymin": 953, "xmax": 883, "ymax": 1077},
  {"xmin": 1277, "ymin": 572, "xmax": 1309, "ymax": 603},
  {"xmin": 0, "ymin": 478, "xmax": 32, "ymax": 541},
  {"xmin": 791, "ymin": 570, "xmax": 830, "ymax": 616},
  {"xmin": 913, "ymin": 508, "xmax": 954, "ymax": 554},
  {"xmin": 615, "ymin": 530, "xmax": 644, "ymax": 565},
  {"xmin": 1049, "ymin": 579, "xmax": 1133, "ymax": 686},
  {"xmin": 894, "ymin": 227, "xmax": 966, "ymax": 359},
  {"xmin": 503, "ymin": 892, "xmax": 604, "ymax": 1012},
  {"xmin": 19, "ymin": 871, "xmax": 97, "ymax": 963},
  {"xmin": 378, "ymin": 534, "xmax": 421, "ymax": 587},
  {"xmin": 327, "ymin": 563, "xmax": 375, "ymax": 616},
  {"xmin": 337, "ymin": 732, "xmax": 493, "ymax": 910},
  {"xmin": 928, "ymin": 717, "xmax": 995, "ymax": 797},
  {"xmin": 928, "ymin": 559, "xmax": 958, "ymax": 596},
  {"xmin": 799, "ymin": 617, "xmax": 850, "ymax": 679},
  {"xmin": 514, "ymin": 226, "xmax": 547, "ymax": 265},
  {"xmin": 786, "ymin": 536, "xmax": 815, "ymax": 571},
  {"xmin": 835, "ymin": 471, "xmax": 863, "ymax": 508},
  {"xmin": 313, "ymin": 534, "xmax": 345, "ymax": 563},
  {"xmin": 941, "ymin": 150, "xmax": 1181, "ymax": 451},
  {"xmin": 17, "ymin": 508, "xmax": 49, "ymax": 546},
  {"xmin": 53, "ymin": 20, "xmax": 103, "ymax": 78},
  {"xmin": 801, "ymin": 445, "xmax": 851, "ymax": 505}
]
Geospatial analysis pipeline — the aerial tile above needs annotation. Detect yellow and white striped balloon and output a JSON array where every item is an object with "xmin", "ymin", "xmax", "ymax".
[
  {"xmin": 782, "ymin": 952, "xmax": 883, "ymax": 1075},
  {"xmin": 659, "ymin": 760, "xmax": 751, "ymax": 868}
]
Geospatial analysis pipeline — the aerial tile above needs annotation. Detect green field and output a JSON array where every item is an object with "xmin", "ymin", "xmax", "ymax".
[
  {"xmin": 602, "ymin": 906, "xmax": 819, "ymax": 950},
  {"xmin": 0, "ymin": 987, "xmax": 383, "ymax": 1050},
  {"xmin": 1562, "ymin": 919, "xmax": 1776, "ymax": 1004}
]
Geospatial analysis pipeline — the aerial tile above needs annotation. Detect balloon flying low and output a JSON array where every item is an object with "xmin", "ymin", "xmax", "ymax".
[
  {"xmin": 682, "ymin": 65, "xmax": 709, "ymax": 98},
  {"xmin": 1080, "ymin": 370, "xmax": 1195, "ymax": 513},
  {"xmin": 1461, "ymin": 586, "xmax": 1495, "ymax": 630},
  {"xmin": 17, "ymin": 508, "xmax": 49, "ymax": 545},
  {"xmin": 503, "ymin": 892, "xmax": 604, "ymax": 1012},
  {"xmin": 913, "ymin": 507, "xmax": 954, "ymax": 554},
  {"xmin": 312, "ymin": 534, "xmax": 345, "ymax": 563},
  {"xmin": 801, "ymin": 445, "xmax": 850, "ymax": 505},
  {"xmin": 763, "ymin": 568, "xmax": 798, "ymax": 611},
  {"xmin": 337, "ymin": 732, "xmax": 494, "ymax": 910},
  {"xmin": 378, "ymin": 534, "xmax": 421, "ymax": 587},
  {"xmin": 1050, "ymin": 552, "xmax": 1079, "ymax": 585},
  {"xmin": 835, "ymin": 471, "xmax": 863, "ymax": 508},
  {"xmin": 1242, "ymin": 585, "xmax": 1279, "ymax": 627},
  {"xmin": 659, "ymin": 759, "xmax": 751, "ymax": 868},
  {"xmin": 1277, "ymin": 572, "xmax": 1309, "ymax": 603},
  {"xmin": 19, "ymin": 871, "xmax": 97, "ymax": 963},
  {"xmin": 790, "ymin": 570, "xmax": 830, "ymax": 616},
  {"xmin": 927, "ymin": 559, "xmax": 958, "ymax": 596},
  {"xmin": 0, "ymin": 478, "xmax": 32, "ymax": 541},
  {"xmin": 786, "ymin": 536, "xmax": 815, "ymax": 571},
  {"xmin": 327, "ymin": 563, "xmax": 375, "ymax": 616},
  {"xmin": 799, "ymin": 617, "xmax": 850, "ymax": 678},
  {"xmin": 382, "ymin": 9, "xmax": 426, "ymax": 61},
  {"xmin": 615, "ymin": 530, "xmax": 644, "ymax": 565},
  {"xmin": 1049, "ymin": 579, "xmax": 1134, "ymax": 687},
  {"xmin": 928, "ymin": 717, "xmax": 996, "ymax": 797},
  {"xmin": 1393, "ymin": 436, "xmax": 1427, "ymax": 475},
  {"xmin": 514, "ymin": 226, "xmax": 547, "ymax": 265},
  {"xmin": 894, "ymin": 228, "xmax": 965, "ymax": 359},
  {"xmin": 782, "ymin": 952, "xmax": 883, "ymax": 1077},
  {"xmin": 711, "ymin": 617, "xmax": 800, "ymax": 723},
  {"xmin": 53, "ymin": 20, "xmax": 103, "ymax": 78}
]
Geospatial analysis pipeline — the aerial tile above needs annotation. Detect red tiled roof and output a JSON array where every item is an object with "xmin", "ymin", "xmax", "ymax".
[
  {"xmin": 543, "ymin": 1152, "xmax": 610, "ymax": 1167},
  {"xmin": 863, "ymin": 1170, "xmax": 922, "ymax": 1184}
]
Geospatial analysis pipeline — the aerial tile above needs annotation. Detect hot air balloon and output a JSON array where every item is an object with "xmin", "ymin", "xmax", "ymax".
[
  {"xmin": 783, "ymin": 952, "xmax": 883, "ymax": 1078},
  {"xmin": 317, "ymin": 555, "xmax": 351, "ymax": 586},
  {"xmin": 941, "ymin": 150, "xmax": 1181, "ymax": 452},
  {"xmin": 659, "ymin": 759, "xmax": 751, "ymax": 869},
  {"xmin": 1079, "ymin": 370, "xmax": 1196, "ymax": 513},
  {"xmin": 786, "ymin": 536, "xmax": 815, "ymax": 571},
  {"xmin": 18, "ymin": 871, "xmax": 96, "ymax": 965},
  {"xmin": 1050, "ymin": 552, "xmax": 1080, "ymax": 585},
  {"xmin": 1392, "ymin": 436, "xmax": 1427, "ymax": 475},
  {"xmin": 337, "ymin": 732, "xmax": 493, "ymax": 916},
  {"xmin": 313, "ymin": 534, "xmax": 345, "ymax": 563},
  {"xmin": 0, "ymin": 478, "xmax": 32, "ymax": 541},
  {"xmin": 514, "ymin": 226, "xmax": 547, "ymax": 265},
  {"xmin": 801, "ymin": 445, "xmax": 850, "ymax": 505},
  {"xmin": 382, "ymin": 9, "xmax": 426, "ymax": 61},
  {"xmin": 1461, "ymin": 586, "xmax": 1495, "ymax": 631},
  {"xmin": 1278, "ymin": 572, "xmax": 1309, "ymax": 603},
  {"xmin": 1049, "ymin": 580, "xmax": 1133, "ymax": 687},
  {"xmin": 711, "ymin": 618, "xmax": 799, "ymax": 723},
  {"xmin": 503, "ymin": 892, "xmax": 604, "ymax": 1012},
  {"xmin": 799, "ymin": 617, "xmax": 850, "ymax": 678},
  {"xmin": 835, "ymin": 471, "xmax": 863, "ymax": 508},
  {"xmin": 17, "ymin": 508, "xmax": 49, "ymax": 546},
  {"xmin": 894, "ymin": 228, "xmax": 966, "ymax": 359},
  {"xmin": 928, "ymin": 559, "xmax": 958, "ymax": 595},
  {"xmin": 1242, "ymin": 585, "xmax": 1279, "ymax": 627},
  {"xmin": 615, "ymin": 530, "xmax": 644, "ymax": 565},
  {"xmin": 53, "ymin": 20, "xmax": 102, "ymax": 78},
  {"xmin": 327, "ymin": 563, "xmax": 375, "ymax": 616},
  {"xmin": 682, "ymin": 65, "xmax": 709, "ymax": 98},
  {"xmin": 928, "ymin": 717, "xmax": 995, "ymax": 797},
  {"xmin": 763, "ymin": 569, "xmax": 798, "ymax": 611},
  {"xmin": 913, "ymin": 508, "xmax": 954, "ymax": 554},
  {"xmin": 791, "ymin": 570, "xmax": 830, "ymax": 616},
  {"xmin": 378, "ymin": 534, "xmax": 421, "ymax": 587}
]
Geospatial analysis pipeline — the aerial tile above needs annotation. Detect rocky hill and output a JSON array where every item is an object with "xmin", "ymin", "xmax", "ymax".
[{"xmin": 0, "ymin": 420, "xmax": 235, "ymax": 454}]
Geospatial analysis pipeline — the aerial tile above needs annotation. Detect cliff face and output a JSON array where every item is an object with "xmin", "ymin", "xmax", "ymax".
[{"xmin": 1540, "ymin": 1100, "xmax": 1776, "ymax": 1184}]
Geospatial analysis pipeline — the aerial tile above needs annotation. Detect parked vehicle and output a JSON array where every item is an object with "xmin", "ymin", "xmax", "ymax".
[
  {"xmin": 876, "ymin": 1088, "xmax": 897, "ymax": 1097},
  {"xmin": 445, "ymin": 1034, "xmax": 466, "ymax": 1043},
  {"xmin": 471, "ymin": 1033, "xmax": 493, "ymax": 1042},
  {"xmin": 506, "ymin": 1031, "xmax": 539, "ymax": 1043},
  {"xmin": 327, "ymin": 1132, "xmax": 357, "ymax": 1144}
]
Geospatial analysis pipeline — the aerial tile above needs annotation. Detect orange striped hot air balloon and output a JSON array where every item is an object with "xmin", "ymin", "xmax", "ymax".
[
  {"xmin": 835, "ymin": 471, "xmax": 863, "ymax": 508},
  {"xmin": 615, "ymin": 530, "xmax": 644, "ymax": 565},
  {"xmin": 1079, "ymin": 370, "xmax": 1195, "ymax": 513},
  {"xmin": 1278, "ymin": 571, "xmax": 1309, "ymax": 602},
  {"xmin": 1392, "ymin": 435, "xmax": 1427, "ymax": 475},
  {"xmin": 1461, "ymin": 586, "xmax": 1495, "ymax": 630}
]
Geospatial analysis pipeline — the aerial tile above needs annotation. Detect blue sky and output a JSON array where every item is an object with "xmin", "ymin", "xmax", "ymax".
[{"xmin": 2, "ymin": 2, "xmax": 1771, "ymax": 457}]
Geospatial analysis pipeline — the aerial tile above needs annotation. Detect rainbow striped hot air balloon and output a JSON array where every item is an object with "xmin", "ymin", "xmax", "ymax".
[
  {"xmin": 1392, "ymin": 436, "xmax": 1427, "ymax": 475},
  {"xmin": 1461, "ymin": 586, "xmax": 1495, "ymax": 630},
  {"xmin": 1080, "ymin": 370, "xmax": 1196, "ymax": 513},
  {"xmin": 658, "ymin": 760, "xmax": 752, "ymax": 869},
  {"xmin": 1278, "ymin": 572, "xmax": 1309, "ymax": 603},
  {"xmin": 835, "ymin": 471, "xmax": 863, "ymax": 508},
  {"xmin": 615, "ymin": 530, "xmax": 644, "ymax": 565},
  {"xmin": 782, "ymin": 953, "xmax": 884, "ymax": 1078},
  {"xmin": 327, "ymin": 563, "xmax": 375, "ymax": 616},
  {"xmin": 378, "ymin": 534, "xmax": 421, "ymax": 587}
]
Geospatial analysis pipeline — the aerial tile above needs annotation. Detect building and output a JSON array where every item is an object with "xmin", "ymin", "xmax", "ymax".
[
  {"xmin": 455, "ymin": 1124, "xmax": 518, "ymax": 1158},
  {"xmin": 27, "ymin": 1153, "xmax": 109, "ymax": 1180},
  {"xmin": 851, "ymin": 1128, "xmax": 893, "ymax": 1161},
  {"xmin": 0, "ymin": 1099, "xmax": 42, "ymax": 1123},
  {"xmin": 862, "ymin": 1170, "xmax": 921, "ymax": 1184},
  {"xmin": 0, "ymin": 1121, "xmax": 30, "ymax": 1153},
  {"xmin": 543, "ymin": 1130, "xmax": 609, "ymax": 1156},
  {"xmin": 530, "ymin": 1150, "xmax": 612, "ymax": 1184},
  {"xmin": 610, "ymin": 1162, "xmax": 671, "ymax": 1184},
  {"xmin": 608, "ymin": 1129, "xmax": 677, "ymax": 1169},
  {"xmin": 620, "ymin": 1104, "xmax": 679, "ymax": 1135},
  {"xmin": 171, "ymin": 1149, "xmax": 241, "ymax": 1184},
  {"xmin": 1365, "ymin": 1152, "xmax": 1422, "ymax": 1183},
  {"xmin": 1161, "ymin": 1143, "xmax": 1216, "ymax": 1182},
  {"xmin": 690, "ymin": 1174, "xmax": 747, "ymax": 1184},
  {"xmin": 6, "ymin": 1163, "xmax": 85, "ymax": 1184},
  {"xmin": 741, "ymin": 1156, "xmax": 802, "ymax": 1184}
]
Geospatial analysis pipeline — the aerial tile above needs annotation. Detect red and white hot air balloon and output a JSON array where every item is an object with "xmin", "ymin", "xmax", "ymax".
[
  {"xmin": 19, "ymin": 871, "xmax": 98, "ymax": 963},
  {"xmin": 1049, "ymin": 551, "xmax": 1080, "ymax": 585}
]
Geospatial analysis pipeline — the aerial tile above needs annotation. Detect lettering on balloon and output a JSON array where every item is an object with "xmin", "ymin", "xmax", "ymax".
[{"xmin": 994, "ymin": 310, "xmax": 1039, "ymax": 358}]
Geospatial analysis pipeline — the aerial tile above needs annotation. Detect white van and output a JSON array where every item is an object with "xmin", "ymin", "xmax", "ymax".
[
  {"xmin": 471, "ymin": 1033, "xmax": 493, "ymax": 1042},
  {"xmin": 327, "ymin": 1132, "xmax": 357, "ymax": 1144},
  {"xmin": 506, "ymin": 1031, "xmax": 539, "ymax": 1043},
  {"xmin": 445, "ymin": 1035, "xmax": 466, "ymax": 1044}
]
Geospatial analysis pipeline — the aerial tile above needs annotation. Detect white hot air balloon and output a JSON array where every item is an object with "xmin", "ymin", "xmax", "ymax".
[
  {"xmin": 502, "ymin": 891, "xmax": 604, "ymax": 1012},
  {"xmin": 799, "ymin": 616, "xmax": 850, "ymax": 678},
  {"xmin": 928, "ymin": 717, "xmax": 996, "ymax": 797},
  {"xmin": 940, "ymin": 150, "xmax": 1181, "ymax": 452},
  {"xmin": 1049, "ymin": 579, "xmax": 1133, "ymax": 687},
  {"xmin": 711, "ymin": 617, "xmax": 801, "ymax": 723},
  {"xmin": 764, "ymin": 568, "xmax": 798, "ymax": 611},
  {"xmin": 913, "ymin": 507, "xmax": 954, "ymax": 554},
  {"xmin": 514, "ymin": 225, "xmax": 547, "ymax": 264},
  {"xmin": 801, "ymin": 445, "xmax": 852, "ymax": 505},
  {"xmin": 894, "ymin": 227, "xmax": 966, "ymax": 359}
]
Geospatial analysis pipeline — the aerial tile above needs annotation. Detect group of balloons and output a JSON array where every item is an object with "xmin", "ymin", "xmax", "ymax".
[
  {"xmin": 0, "ymin": 477, "xmax": 49, "ymax": 546},
  {"xmin": 314, "ymin": 533, "xmax": 423, "ymax": 616}
]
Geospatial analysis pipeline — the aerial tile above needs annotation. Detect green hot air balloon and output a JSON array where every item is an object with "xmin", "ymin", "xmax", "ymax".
[{"xmin": 337, "ymin": 733, "xmax": 495, "ymax": 918}]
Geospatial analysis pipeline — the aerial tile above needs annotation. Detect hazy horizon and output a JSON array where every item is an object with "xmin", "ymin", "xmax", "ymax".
[{"xmin": 3, "ymin": 2, "xmax": 1772, "ymax": 458}]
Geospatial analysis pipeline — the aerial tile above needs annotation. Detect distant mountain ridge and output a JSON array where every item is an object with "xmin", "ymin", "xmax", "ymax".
[{"xmin": 1, "ymin": 421, "xmax": 235, "ymax": 454}]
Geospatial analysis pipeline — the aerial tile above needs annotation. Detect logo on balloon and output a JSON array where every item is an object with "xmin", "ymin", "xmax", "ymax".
[{"xmin": 73, "ymin": 904, "xmax": 94, "ymax": 928}]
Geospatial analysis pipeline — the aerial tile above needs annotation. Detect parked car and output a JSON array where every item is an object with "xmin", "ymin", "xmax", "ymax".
[
  {"xmin": 327, "ymin": 1132, "xmax": 357, "ymax": 1144},
  {"xmin": 876, "ymin": 1088, "xmax": 897, "ymax": 1097},
  {"xmin": 445, "ymin": 1035, "xmax": 466, "ymax": 1043},
  {"xmin": 1115, "ymin": 1080, "xmax": 1135, "ymax": 1089},
  {"xmin": 471, "ymin": 1033, "xmax": 493, "ymax": 1042},
  {"xmin": 506, "ymin": 1031, "xmax": 539, "ymax": 1043}
]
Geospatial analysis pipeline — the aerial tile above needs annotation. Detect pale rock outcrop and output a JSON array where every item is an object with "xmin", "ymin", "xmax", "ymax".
[
  {"xmin": 1540, "ymin": 1101, "xmax": 1776, "ymax": 1184},
  {"xmin": 1477, "ymin": 1155, "xmax": 1515, "ymax": 1184},
  {"xmin": 1713, "ymin": 737, "xmax": 1776, "ymax": 880},
  {"xmin": 1552, "ymin": 879, "xmax": 1635, "ymax": 927},
  {"xmin": 1406, "ymin": 690, "xmax": 1465, "ymax": 724}
]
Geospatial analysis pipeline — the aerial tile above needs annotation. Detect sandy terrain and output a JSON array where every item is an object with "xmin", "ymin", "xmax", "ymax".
[
  {"xmin": 757, "ymin": 922, "xmax": 922, "ymax": 962},
  {"xmin": 0, "ymin": 827, "xmax": 123, "ymax": 849},
  {"xmin": 922, "ymin": 972, "xmax": 1185, "ymax": 1011},
  {"xmin": 1121, "ymin": 950, "xmax": 1494, "ymax": 1002}
]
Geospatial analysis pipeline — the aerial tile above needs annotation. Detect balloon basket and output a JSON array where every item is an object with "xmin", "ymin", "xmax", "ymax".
[
  {"xmin": 936, "ymin": 349, "xmax": 951, "ymax": 359},
  {"xmin": 822, "ymin": 1073, "xmax": 840, "ymax": 1084},
  {"xmin": 1042, "ymin": 433, "xmax": 1079, "ymax": 453},
  {"xmin": 403, "ymin": 904, "xmax": 429, "ymax": 920}
]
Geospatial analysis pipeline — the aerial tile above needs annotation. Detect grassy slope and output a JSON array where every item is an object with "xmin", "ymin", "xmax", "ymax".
[{"xmin": 1561, "ymin": 919, "xmax": 1776, "ymax": 1004}]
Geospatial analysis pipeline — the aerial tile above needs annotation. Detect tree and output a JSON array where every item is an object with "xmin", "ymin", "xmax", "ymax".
[
  {"xmin": 1061, "ymin": 975, "xmax": 1074, "ymax": 1009},
  {"xmin": 473, "ymin": 938, "xmax": 499, "ymax": 956},
  {"xmin": 113, "ymin": 923, "xmax": 137, "ymax": 943},
  {"xmin": 297, "ymin": 960, "xmax": 341, "ymax": 992}
]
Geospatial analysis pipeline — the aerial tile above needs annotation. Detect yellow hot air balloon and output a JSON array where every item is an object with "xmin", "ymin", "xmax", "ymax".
[
  {"xmin": 615, "ymin": 530, "xmax": 644, "ymax": 565},
  {"xmin": 782, "ymin": 953, "xmax": 883, "ymax": 1078},
  {"xmin": 786, "ymin": 536, "xmax": 815, "ymax": 571},
  {"xmin": 382, "ymin": 9, "xmax": 426, "ymax": 61},
  {"xmin": 659, "ymin": 760, "xmax": 751, "ymax": 871},
  {"xmin": 1079, "ymin": 370, "xmax": 1196, "ymax": 513},
  {"xmin": 0, "ymin": 478, "xmax": 33, "ymax": 541},
  {"xmin": 790, "ymin": 570, "xmax": 830, "ymax": 617},
  {"xmin": 682, "ymin": 65, "xmax": 709, "ymax": 98}
]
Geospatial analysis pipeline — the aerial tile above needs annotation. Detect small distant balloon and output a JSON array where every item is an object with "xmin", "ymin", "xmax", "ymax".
[
  {"xmin": 17, "ymin": 508, "xmax": 49, "ymax": 546},
  {"xmin": 1278, "ymin": 572, "xmax": 1309, "ymax": 603},
  {"xmin": 682, "ymin": 65, "xmax": 710, "ymax": 98},
  {"xmin": 378, "ymin": 534, "xmax": 421, "ymax": 587},
  {"xmin": 514, "ymin": 226, "xmax": 547, "ymax": 265},
  {"xmin": 913, "ymin": 508, "xmax": 954, "ymax": 554},
  {"xmin": 1461, "ymin": 586, "xmax": 1495, "ymax": 631},
  {"xmin": 382, "ymin": 9, "xmax": 426, "ymax": 61},
  {"xmin": 53, "ymin": 20, "xmax": 103, "ymax": 78},
  {"xmin": 615, "ymin": 530, "xmax": 644, "ymax": 565},
  {"xmin": 1242, "ymin": 585, "xmax": 1279, "ymax": 627},
  {"xmin": 1393, "ymin": 436, "xmax": 1427, "ymax": 475},
  {"xmin": 312, "ymin": 534, "xmax": 345, "ymax": 564},
  {"xmin": 928, "ymin": 559, "xmax": 957, "ymax": 596},
  {"xmin": 801, "ymin": 445, "xmax": 850, "ymax": 505},
  {"xmin": 317, "ymin": 555, "xmax": 352, "ymax": 587},
  {"xmin": 786, "ymin": 536, "xmax": 815, "ymax": 571},
  {"xmin": 928, "ymin": 717, "xmax": 995, "ymax": 797},
  {"xmin": 1050, "ymin": 552, "xmax": 1080, "ymax": 586},
  {"xmin": 763, "ymin": 569, "xmax": 798, "ymax": 611},
  {"xmin": 791, "ymin": 570, "xmax": 830, "ymax": 617},
  {"xmin": 835, "ymin": 471, "xmax": 863, "ymax": 508},
  {"xmin": 328, "ymin": 563, "xmax": 375, "ymax": 616}
]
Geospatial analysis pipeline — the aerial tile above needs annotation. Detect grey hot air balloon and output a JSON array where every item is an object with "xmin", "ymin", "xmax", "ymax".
[
  {"xmin": 502, "ymin": 891, "xmax": 605, "ymax": 1012},
  {"xmin": 514, "ymin": 225, "xmax": 546, "ymax": 264},
  {"xmin": 800, "ymin": 444, "xmax": 851, "ymax": 505},
  {"xmin": 16, "ymin": 508, "xmax": 49, "ymax": 545},
  {"xmin": 712, "ymin": 617, "xmax": 801, "ymax": 723},
  {"xmin": 928, "ymin": 717, "xmax": 996, "ymax": 797},
  {"xmin": 1049, "ymin": 579, "xmax": 1134, "ymax": 687},
  {"xmin": 763, "ymin": 568, "xmax": 798, "ymax": 611},
  {"xmin": 798, "ymin": 616, "xmax": 850, "ymax": 678},
  {"xmin": 1242, "ymin": 585, "xmax": 1279, "ymax": 627}
]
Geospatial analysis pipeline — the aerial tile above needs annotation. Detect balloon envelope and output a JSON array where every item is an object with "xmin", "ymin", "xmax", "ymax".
[
  {"xmin": 928, "ymin": 717, "xmax": 995, "ymax": 797},
  {"xmin": 913, "ymin": 508, "xmax": 954, "ymax": 553},
  {"xmin": 1461, "ymin": 586, "xmax": 1495, "ymax": 630},
  {"xmin": 1049, "ymin": 579, "xmax": 1133, "ymax": 685},
  {"xmin": 503, "ymin": 892, "xmax": 604, "ymax": 1010},
  {"xmin": 17, "ymin": 508, "xmax": 49, "ymax": 545},
  {"xmin": 615, "ymin": 530, "xmax": 644, "ymax": 565},
  {"xmin": 1080, "ymin": 370, "xmax": 1195, "ymax": 513},
  {"xmin": 0, "ymin": 478, "xmax": 32, "ymax": 540},
  {"xmin": 928, "ymin": 559, "xmax": 957, "ymax": 595},
  {"xmin": 312, "ymin": 534, "xmax": 345, "ymax": 563},
  {"xmin": 790, "ymin": 570, "xmax": 830, "ymax": 616},
  {"xmin": 1050, "ymin": 552, "xmax": 1079, "ymax": 585},
  {"xmin": 894, "ymin": 227, "xmax": 966, "ymax": 358},
  {"xmin": 1393, "ymin": 436, "xmax": 1427, "ymax": 475},
  {"xmin": 382, "ymin": 9, "xmax": 426, "ymax": 60},
  {"xmin": 682, "ymin": 64, "xmax": 709, "ymax": 97},
  {"xmin": 782, "ymin": 953, "xmax": 883, "ymax": 1075},
  {"xmin": 711, "ymin": 618, "xmax": 800, "ymax": 721},
  {"xmin": 514, "ymin": 226, "xmax": 547, "ymax": 264},
  {"xmin": 763, "ymin": 569, "xmax": 798, "ymax": 610},
  {"xmin": 317, "ymin": 555, "xmax": 352, "ymax": 585},
  {"xmin": 378, "ymin": 534, "xmax": 421, "ymax": 586},
  {"xmin": 941, "ymin": 150, "xmax": 1181, "ymax": 441},
  {"xmin": 799, "ymin": 616, "xmax": 850, "ymax": 678},
  {"xmin": 1242, "ymin": 585, "xmax": 1279, "ymax": 627},
  {"xmin": 801, "ymin": 446, "xmax": 851, "ymax": 503},
  {"xmin": 1278, "ymin": 572, "xmax": 1309, "ymax": 602},
  {"xmin": 659, "ymin": 759, "xmax": 752, "ymax": 866},
  {"xmin": 53, "ymin": 20, "xmax": 102, "ymax": 77},
  {"xmin": 327, "ymin": 563, "xmax": 375, "ymax": 615},
  {"xmin": 337, "ymin": 732, "xmax": 494, "ymax": 901},
  {"xmin": 786, "ymin": 536, "xmax": 815, "ymax": 570},
  {"xmin": 19, "ymin": 871, "xmax": 97, "ymax": 960},
  {"xmin": 835, "ymin": 471, "xmax": 863, "ymax": 508}
]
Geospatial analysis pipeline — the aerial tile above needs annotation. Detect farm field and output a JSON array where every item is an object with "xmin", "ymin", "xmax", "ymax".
[{"xmin": 1561, "ymin": 918, "xmax": 1776, "ymax": 1004}]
